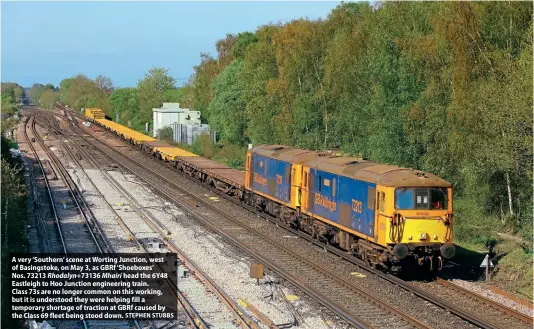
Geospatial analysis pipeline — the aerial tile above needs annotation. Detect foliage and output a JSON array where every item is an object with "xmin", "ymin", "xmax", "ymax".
[
  {"xmin": 208, "ymin": 60, "xmax": 247, "ymax": 145},
  {"xmin": 109, "ymin": 88, "xmax": 139, "ymax": 125},
  {"xmin": 1, "ymin": 137, "xmax": 27, "ymax": 329},
  {"xmin": 95, "ymin": 75, "xmax": 114, "ymax": 93},
  {"xmin": 29, "ymin": 83, "xmax": 46, "ymax": 105},
  {"xmin": 1, "ymin": 89, "xmax": 16, "ymax": 114},
  {"xmin": 1, "ymin": 83, "xmax": 24, "ymax": 100},
  {"xmin": 40, "ymin": 89, "xmax": 60, "ymax": 110},
  {"xmin": 59, "ymin": 75, "xmax": 111, "ymax": 115},
  {"xmin": 136, "ymin": 67, "xmax": 177, "ymax": 131},
  {"xmin": 1, "ymin": 89, "xmax": 18, "ymax": 133},
  {"xmin": 213, "ymin": 143, "xmax": 247, "ymax": 169},
  {"xmin": 157, "ymin": 126, "xmax": 174, "ymax": 143},
  {"xmin": 190, "ymin": 134, "xmax": 215, "ymax": 159}
]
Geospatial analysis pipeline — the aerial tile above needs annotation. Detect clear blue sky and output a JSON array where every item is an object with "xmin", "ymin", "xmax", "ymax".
[{"xmin": 1, "ymin": 1, "xmax": 343, "ymax": 88}]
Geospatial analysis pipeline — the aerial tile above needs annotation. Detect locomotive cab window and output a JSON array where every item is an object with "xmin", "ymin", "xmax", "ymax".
[
  {"xmin": 332, "ymin": 179, "xmax": 336, "ymax": 197},
  {"xmin": 367, "ymin": 187, "xmax": 375, "ymax": 210},
  {"xmin": 395, "ymin": 188, "xmax": 448, "ymax": 210}
]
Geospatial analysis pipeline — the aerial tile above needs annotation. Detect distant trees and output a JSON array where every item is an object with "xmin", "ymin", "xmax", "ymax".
[
  {"xmin": 207, "ymin": 60, "xmax": 247, "ymax": 145},
  {"xmin": 1, "ymin": 83, "xmax": 24, "ymax": 100},
  {"xmin": 95, "ymin": 75, "xmax": 114, "ymax": 93},
  {"xmin": 59, "ymin": 75, "xmax": 111, "ymax": 115}
]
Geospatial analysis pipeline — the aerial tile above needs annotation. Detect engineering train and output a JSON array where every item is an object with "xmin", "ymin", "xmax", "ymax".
[{"xmin": 81, "ymin": 106, "xmax": 455, "ymax": 273}]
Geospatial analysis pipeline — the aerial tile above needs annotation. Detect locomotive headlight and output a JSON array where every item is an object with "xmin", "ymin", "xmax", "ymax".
[
  {"xmin": 433, "ymin": 234, "xmax": 438, "ymax": 240},
  {"xmin": 408, "ymin": 236, "xmax": 413, "ymax": 240},
  {"xmin": 420, "ymin": 233, "xmax": 427, "ymax": 240}
]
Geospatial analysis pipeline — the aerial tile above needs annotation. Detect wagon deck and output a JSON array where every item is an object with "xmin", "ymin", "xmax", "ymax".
[{"xmin": 176, "ymin": 156, "xmax": 245, "ymax": 188}]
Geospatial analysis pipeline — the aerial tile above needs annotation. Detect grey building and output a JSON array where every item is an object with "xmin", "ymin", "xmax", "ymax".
[
  {"xmin": 152, "ymin": 103, "xmax": 201, "ymax": 137},
  {"xmin": 152, "ymin": 102, "xmax": 214, "ymax": 145}
]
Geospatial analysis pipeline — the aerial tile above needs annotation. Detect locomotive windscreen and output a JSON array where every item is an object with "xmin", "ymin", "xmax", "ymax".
[{"xmin": 394, "ymin": 187, "xmax": 448, "ymax": 210}]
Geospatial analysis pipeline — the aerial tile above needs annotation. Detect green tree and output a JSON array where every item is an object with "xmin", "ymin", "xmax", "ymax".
[
  {"xmin": 1, "ymin": 83, "xmax": 24, "ymax": 100},
  {"xmin": 208, "ymin": 60, "xmax": 247, "ymax": 144},
  {"xmin": 40, "ymin": 89, "xmax": 59, "ymax": 110},
  {"xmin": 29, "ymin": 83, "xmax": 46, "ymax": 105},
  {"xmin": 136, "ymin": 67, "xmax": 176, "ymax": 130},
  {"xmin": 240, "ymin": 25, "xmax": 281, "ymax": 144},
  {"xmin": 109, "ymin": 88, "xmax": 139, "ymax": 124},
  {"xmin": 231, "ymin": 32, "xmax": 259, "ymax": 60},
  {"xmin": 58, "ymin": 75, "xmax": 110, "ymax": 114},
  {"xmin": 189, "ymin": 53, "xmax": 221, "ymax": 121}
]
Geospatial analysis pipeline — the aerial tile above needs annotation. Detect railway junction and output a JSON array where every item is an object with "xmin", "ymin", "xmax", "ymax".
[{"xmin": 9, "ymin": 105, "xmax": 533, "ymax": 329}]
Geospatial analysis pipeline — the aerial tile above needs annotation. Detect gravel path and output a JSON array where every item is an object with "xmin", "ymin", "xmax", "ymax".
[
  {"xmin": 451, "ymin": 279, "xmax": 533, "ymax": 316},
  {"xmin": 411, "ymin": 280, "xmax": 531, "ymax": 329}
]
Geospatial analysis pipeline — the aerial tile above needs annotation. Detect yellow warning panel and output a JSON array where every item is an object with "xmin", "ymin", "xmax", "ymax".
[
  {"xmin": 237, "ymin": 299, "xmax": 248, "ymax": 308},
  {"xmin": 286, "ymin": 295, "xmax": 300, "ymax": 301},
  {"xmin": 350, "ymin": 272, "xmax": 367, "ymax": 278}
]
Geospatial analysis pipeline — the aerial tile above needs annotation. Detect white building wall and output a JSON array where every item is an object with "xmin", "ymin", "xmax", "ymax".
[{"xmin": 152, "ymin": 103, "xmax": 202, "ymax": 138}]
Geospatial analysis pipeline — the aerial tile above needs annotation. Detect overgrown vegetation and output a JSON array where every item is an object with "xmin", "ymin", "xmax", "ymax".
[
  {"xmin": 0, "ymin": 87, "xmax": 27, "ymax": 327},
  {"xmin": 50, "ymin": 2, "xmax": 532, "ymax": 266},
  {"xmin": 1, "ymin": 129, "xmax": 27, "ymax": 328},
  {"xmin": 157, "ymin": 126, "xmax": 174, "ymax": 143}
]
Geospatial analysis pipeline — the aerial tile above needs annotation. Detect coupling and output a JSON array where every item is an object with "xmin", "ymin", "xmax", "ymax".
[{"xmin": 393, "ymin": 243, "xmax": 409, "ymax": 259}]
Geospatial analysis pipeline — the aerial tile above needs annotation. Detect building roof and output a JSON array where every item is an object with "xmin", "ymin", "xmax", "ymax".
[{"xmin": 153, "ymin": 102, "xmax": 197, "ymax": 113}]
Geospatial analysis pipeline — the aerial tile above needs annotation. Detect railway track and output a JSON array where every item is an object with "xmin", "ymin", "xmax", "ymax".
[
  {"xmin": 431, "ymin": 278, "xmax": 532, "ymax": 328},
  {"xmin": 22, "ymin": 116, "xmax": 67, "ymax": 255},
  {"xmin": 54, "ymin": 110, "xmax": 433, "ymax": 329},
  {"xmin": 39, "ymin": 111, "xmax": 262, "ymax": 329},
  {"xmin": 23, "ymin": 115, "xmax": 142, "ymax": 329},
  {"xmin": 56, "ymin": 105, "xmax": 533, "ymax": 329}
]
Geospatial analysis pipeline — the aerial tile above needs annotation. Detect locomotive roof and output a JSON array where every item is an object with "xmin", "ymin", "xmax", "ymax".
[
  {"xmin": 250, "ymin": 144, "xmax": 320, "ymax": 164},
  {"xmin": 249, "ymin": 145, "xmax": 451, "ymax": 188}
]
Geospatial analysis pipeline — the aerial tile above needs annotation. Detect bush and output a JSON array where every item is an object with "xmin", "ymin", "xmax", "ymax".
[
  {"xmin": 191, "ymin": 134, "xmax": 215, "ymax": 159},
  {"xmin": 157, "ymin": 126, "xmax": 174, "ymax": 143},
  {"xmin": 214, "ymin": 143, "xmax": 247, "ymax": 169},
  {"xmin": 520, "ymin": 224, "xmax": 533, "ymax": 253},
  {"xmin": 1, "ymin": 138, "xmax": 27, "ymax": 329}
]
